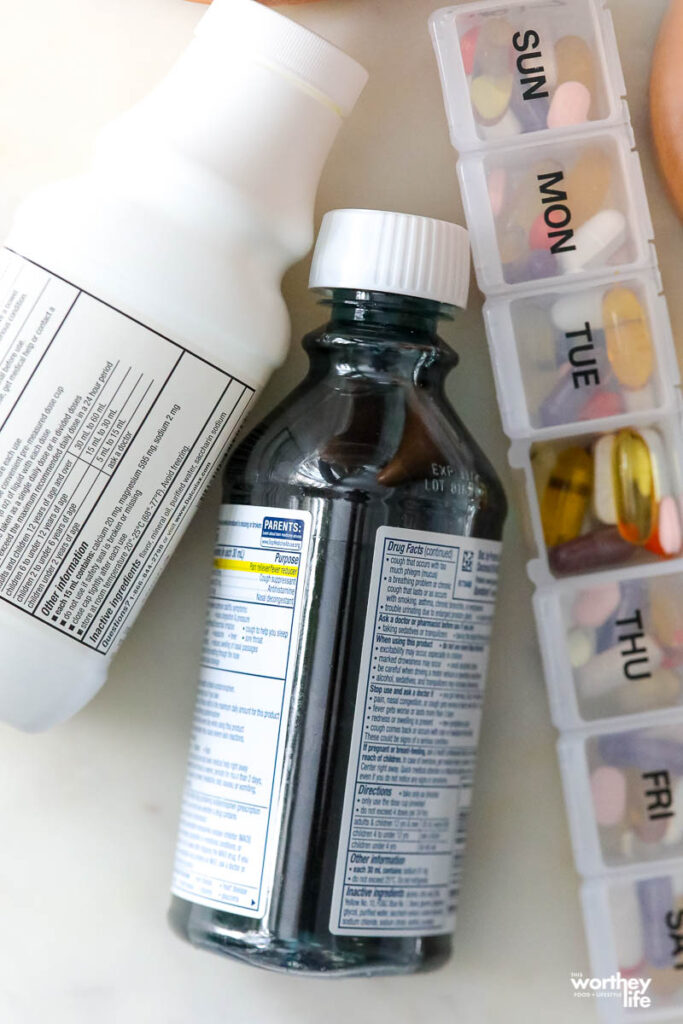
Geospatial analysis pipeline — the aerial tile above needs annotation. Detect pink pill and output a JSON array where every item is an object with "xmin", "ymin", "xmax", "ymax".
[
  {"xmin": 591, "ymin": 765, "xmax": 627, "ymax": 827},
  {"xmin": 529, "ymin": 212, "xmax": 552, "ymax": 250},
  {"xmin": 658, "ymin": 495, "xmax": 683, "ymax": 556},
  {"xmin": 460, "ymin": 26, "xmax": 479, "ymax": 76},
  {"xmin": 487, "ymin": 167, "xmax": 506, "ymax": 217},
  {"xmin": 578, "ymin": 390, "xmax": 624, "ymax": 421},
  {"xmin": 573, "ymin": 581, "xmax": 621, "ymax": 628},
  {"xmin": 547, "ymin": 81, "xmax": 592, "ymax": 129}
]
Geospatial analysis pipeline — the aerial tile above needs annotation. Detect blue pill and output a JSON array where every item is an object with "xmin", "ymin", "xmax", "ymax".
[{"xmin": 637, "ymin": 877, "xmax": 676, "ymax": 968}]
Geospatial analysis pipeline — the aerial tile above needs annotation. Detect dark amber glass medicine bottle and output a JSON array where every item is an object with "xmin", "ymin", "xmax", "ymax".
[{"xmin": 169, "ymin": 210, "xmax": 507, "ymax": 976}]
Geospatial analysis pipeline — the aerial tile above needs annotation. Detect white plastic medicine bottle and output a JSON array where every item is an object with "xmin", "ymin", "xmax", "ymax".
[{"xmin": 0, "ymin": 0, "xmax": 367, "ymax": 731}]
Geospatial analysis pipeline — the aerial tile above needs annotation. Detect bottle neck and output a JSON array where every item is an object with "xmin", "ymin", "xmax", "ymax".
[{"xmin": 306, "ymin": 289, "xmax": 458, "ymax": 386}]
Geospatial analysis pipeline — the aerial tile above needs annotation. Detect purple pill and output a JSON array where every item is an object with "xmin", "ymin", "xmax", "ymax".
[
  {"xmin": 637, "ymin": 876, "xmax": 676, "ymax": 968},
  {"xmin": 597, "ymin": 731, "xmax": 683, "ymax": 775},
  {"xmin": 527, "ymin": 247, "xmax": 559, "ymax": 281},
  {"xmin": 510, "ymin": 84, "xmax": 550, "ymax": 133},
  {"xmin": 596, "ymin": 578, "xmax": 648, "ymax": 653},
  {"xmin": 539, "ymin": 365, "xmax": 593, "ymax": 427}
]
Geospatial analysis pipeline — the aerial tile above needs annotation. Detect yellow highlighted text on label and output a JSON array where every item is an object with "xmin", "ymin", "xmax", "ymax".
[{"xmin": 213, "ymin": 558, "xmax": 298, "ymax": 578}]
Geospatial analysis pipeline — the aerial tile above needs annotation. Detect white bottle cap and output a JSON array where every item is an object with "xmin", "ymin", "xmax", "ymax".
[
  {"xmin": 194, "ymin": 0, "xmax": 368, "ymax": 118},
  {"xmin": 309, "ymin": 209, "xmax": 471, "ymax": 308}
]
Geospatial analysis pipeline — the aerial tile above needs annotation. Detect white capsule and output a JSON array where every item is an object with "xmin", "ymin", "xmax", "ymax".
[
  {"xmin": 551, "ymin": 288, "xmax": 605, "ymax": 334},
  {"xmin": 593, "ymin": 433, "xmax": 617, "ymax": 525},
  {"xmin": 482, "ymin": 106, "xmax": 522, "ymax": 140},
  {"xmin": 608, "ymin": 883, "xmax": 643, "ymax": 971},
  {"xmin": 558, "ymin": 209, "xmax": 627, "ymax": 274},
  {"xmin": 663, "ymin": 777, "xmax": 683, "ymax": 847},
  {"xmin": 567, "ymin": 627, "xmax": 595, "ymax": 668},
  {"xmin": 576, "ymin": 635, "xmax": 664, "ymax": 701}
]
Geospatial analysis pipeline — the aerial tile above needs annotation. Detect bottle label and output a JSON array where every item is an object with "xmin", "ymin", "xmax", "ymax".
[
  {"xmin": 0, "ymin": 250, "xmax": 255, "ymax": 654},
  {"xmin": 329, "ymin": 526, "xmax": 501, "ymax": 937},
  {"xmin": 171, "ymin": 503, "xmax": 313, "ymax": 918}
]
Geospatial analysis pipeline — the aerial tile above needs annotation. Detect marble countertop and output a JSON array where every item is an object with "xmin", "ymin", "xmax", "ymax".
[{"xmin": 0, "ymin": 1, "xmax": 681, "ymax": 1022}]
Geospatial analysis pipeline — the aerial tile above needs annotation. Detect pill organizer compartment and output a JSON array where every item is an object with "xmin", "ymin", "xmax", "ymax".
[
  {"xmin": 459, "ymin": 129, "xmax": 653, "ymax": 292},
  {"xmin": 559, "ymin": 716, "xmax": 683, "ymax": 874},
  {"xmin": 535, "ymin": 564, "xmax": 683, "ymax": 729},
  {"xmin": 483, "ymin": 272, "xmax": 678, "ymax": 437},
  {"xmin": 583, "ymin": 870, "xmax": 683, "ymax": 1022},
  {"xmin": 517, "ymin": 416, "xmax": 683, "ymax": 584},
  {"xmin": 430, "ymin": 0, "xmax": 627, "ymax": 151}
]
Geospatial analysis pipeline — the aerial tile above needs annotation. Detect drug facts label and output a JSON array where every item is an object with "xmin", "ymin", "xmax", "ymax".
[
  {"xmin": 329, "ymin": 526, "xmax": 501, "ymax": 937},
  {"xmin": 0, "ymin": 250, "xmax": 254, "ymax": 653},
  {"xmin": 172, "ymin": 504, "xmax": 312, "ymax": 918}
]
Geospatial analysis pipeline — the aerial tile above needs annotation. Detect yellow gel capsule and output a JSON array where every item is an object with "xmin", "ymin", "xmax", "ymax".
[
  {"xmin": 565, "ymin": 147, "xmax": 612, "ymax": 228},
  {"xmin": 555, "ymin": 35, "xmax": 596, "ymax": 97},
  {"xmin": 541, "ymin": 446, "xmax": 593, "ymax": 547},
  {"xmin": 471, "ymin": 74, "xmax": 513, "ymax": 124},
  {"xmin": 603, "ymin": 287, "xmax": 654, "ymax": 390},
  {"xmin": 612, "ymin": 429, "xmax": 656, "ymax": 545}
]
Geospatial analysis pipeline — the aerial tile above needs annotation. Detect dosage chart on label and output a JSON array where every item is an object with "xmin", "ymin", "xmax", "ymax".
[
  {"xmin": 172, "ymin": 507, "xmax": 312, "ymax": 918},
  {"xmin": 330, "ymin": 527, "xmax": 501, "ymax": 937},
  {"xmin": 0, "ymin": 251, "xmax": 254, "ymax": 653}
]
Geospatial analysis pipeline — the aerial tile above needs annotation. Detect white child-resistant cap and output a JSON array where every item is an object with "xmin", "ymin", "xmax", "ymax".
[
  {"xmin": 309, "ymin": 209, "xmax": 471, "ymax": 308},
  {"xmin": 195, "ymin": 0, "xmax": 368, "ymax": 118}
]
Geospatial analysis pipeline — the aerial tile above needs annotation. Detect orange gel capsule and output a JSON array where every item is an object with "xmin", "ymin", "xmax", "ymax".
[
  {"xmin": 603, "ymin": 287, "xmax": 654, "ymax": 390},
  {"xmin": 564, "ymin": 147, "xmax": 612, "ymax": 228},
  {"xmin": 555, "ymin": 35, "xmax": 596, "ymax": 96},
  {"xmin": 541, "ymin": 446, "xmax": 593, "ymax": 547},
  {"xmin": 612, "ymin": 429, "xmax": 656, "ymax": 545}
]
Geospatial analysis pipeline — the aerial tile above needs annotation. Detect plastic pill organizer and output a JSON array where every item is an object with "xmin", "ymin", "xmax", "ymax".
[{"xmin": 431, "ymin": 0, "xmax": 683, "ymax": 1018}]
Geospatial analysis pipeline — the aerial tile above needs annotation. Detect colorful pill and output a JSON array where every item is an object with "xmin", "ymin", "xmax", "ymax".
[
  {"xmin": 526, "ymin": 247, "xmax": 558, "ymax": 281},
  {"xmin": 559, "ymin": 209, "xmax": 627, "ymax": 274},
  {"xmin": 603, "ymin": 287, "xmax": 654, "ymax": 390},
  {"xmin": 591, "ymin": 765, "xmax": 627, "ymax": 826},
  {"xmin": 577, "ymin": 635, "xmax": 663, "ymax": 701},
  {"xmin": 460, "ymin": 25, "xmax": 479, "ymax": 76},
  {"xmin": 547, "ymin": 81, "xmax": 592, "ymax": 129},
  {"xmin": 549, "ymin": 525, "xmax": 637, "ymax": 576},
  {"xmin": 646, "ymin": 496, "xmax": 683, "ymax": 558},
  {"xmin": 487, "ymin": 167, "xmax": 507, "ymax": 217},
  {"xmin": 597, "ymin": 731, "xmax": 683, "ymax": 775},
  {"xmin": 572, "ymin": 581, "xmax": 621, "ymax": 629},
  {"xmin": 609, "ymin": 884, "xmax": 644, "ymax": 971},
  {"xmin": 613, "ymin": 429, "xmax": 656, "ymax": 545},
  {"xmin": 578, "ymin": 389, "xmax": 624, "ymax": 422},
  {"xmin": 471, "ymin": 74, "xmax": 513, "ymax": 124},
  {"xmin": 637, "ymin": 877, "xmax": 677, "ymax": 968},
  {"xmin": 595, "ymin": 577, "xmax": 647, "ymax": 652},
  {"xmin": 650, "ymin": 577, "xmax": 683, "ymax": 648},
  {"xmin": 501, "ymin": 159, "xmax": 563, "ymax": 231},
  {"xmin": 617, "ymin": 669, "xmax": 682, "ymax": 716},
  {"xmin": 593, "ymin": 434, "xmax": 617, "ymax": 525},
  {"xmin": 510, "ymin": 83, "xmax": 549, "ymax": 133},
  {"xmin": 565, "ymin": 147, "xmax": 612, "ymax": 228},
  {"xmin": 555, "ymin": 35, "xmax": 596, "ymax": 97},
  {"xmin": 541, "ymin": 446, "xmax": 592, "ymax": 547},
  {"xmin": 475, "ymin": 17, "xmax": 513, "ymax": 76},
  {"xmin": 538, "ymin": 365, "xmax": 591, "ymax": 428}
]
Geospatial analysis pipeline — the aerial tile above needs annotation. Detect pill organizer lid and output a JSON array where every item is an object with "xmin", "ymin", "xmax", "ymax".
[
  {"xmin": 309, "ymin": 209, "xmax": 471, "ymax": 308},
  {"xmin": 430, "ymin": 0, "xmax": 627, "ymax": 152},
  {"xmin": 195, "ymin": 0, "xmax": 369, "ymax": 117}
]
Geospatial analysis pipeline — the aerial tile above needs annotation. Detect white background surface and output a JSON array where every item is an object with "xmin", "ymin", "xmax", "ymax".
[{"xmin": 0, "ymin": 1, "xmax": 680, "ymax": 1023}]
